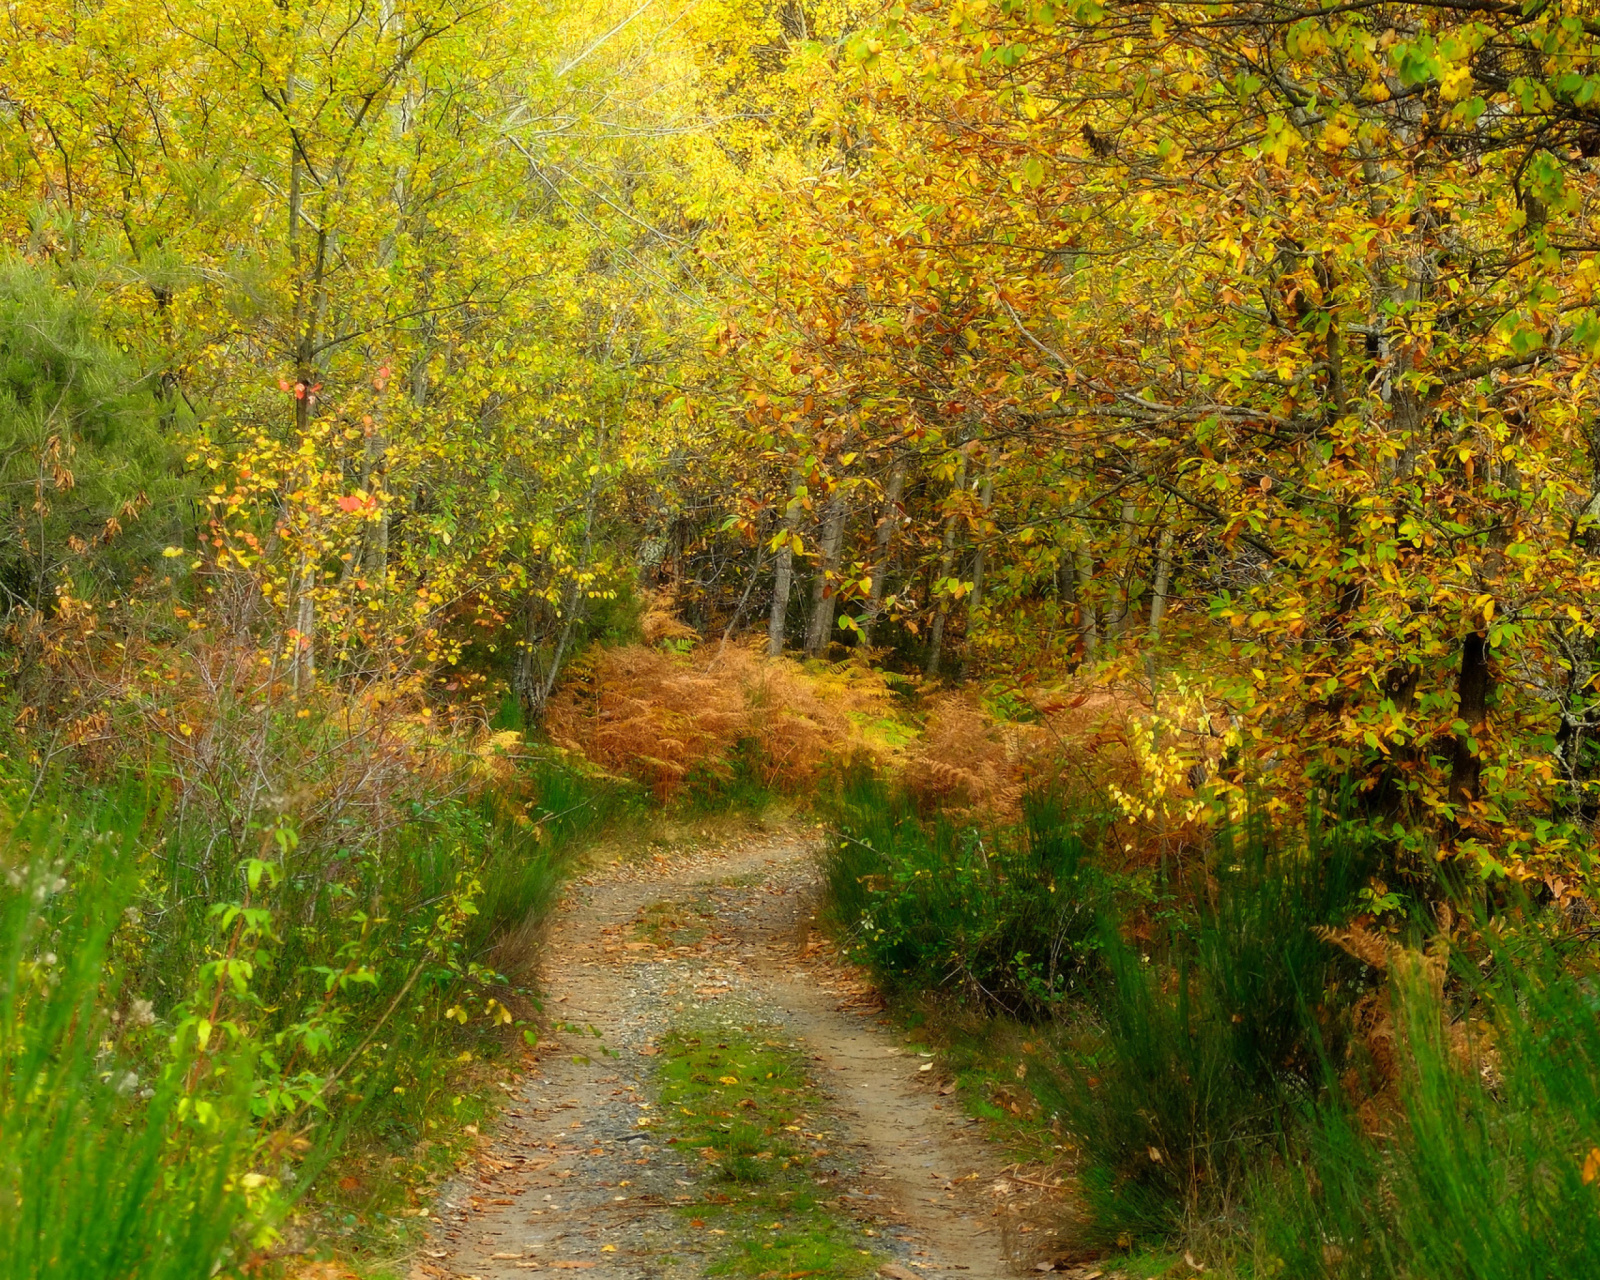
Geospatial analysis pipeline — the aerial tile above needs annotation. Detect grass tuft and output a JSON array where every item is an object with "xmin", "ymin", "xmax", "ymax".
[{"xmin": 652, "ymin": 1022, "xmax": 880, "ymax": 1277}]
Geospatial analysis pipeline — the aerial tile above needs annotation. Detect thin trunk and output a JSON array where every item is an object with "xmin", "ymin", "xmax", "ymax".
[
  {"xmin": 1108, "ymin": 497, "xmax": 1139, "ymax": 647},
  {"xmin": 292, "ymin": 549, "xmax": 315, "ymax": 695},
  {"xmin": 521, "ymin": 420, "xmax": 607, "ymax": 718},
  {"xmin": 716, "ymin": 540, "xmax": 769, "ymax": 660},
  {"xmin": 924, "ymin": 448, "xmax": 969, "ymax": 678},
  {"xmin": 1075, "ymin": 531, "xmax": 1098, "ymax": 664},
  {"xmin": 804, "ymin": 489, "xmax": 848, "ymax": 655},
  {"xmin": 767, "ymin": 474, "xmax": 803, "ymax": 657},
  {"xmin": 859, "ymin": 458, "xmax": 906, "ymax": 649},
  {"xmin": 958, "ymin": 470, "xmax": 995, "ymax": 681},
  {"xmin": 1145, "ymin": 522, "xmax": 1175, "ymax": 710},
  {"xmin": 1147, "ymin": 523, "xmax": 1174, "ymax": 644}
]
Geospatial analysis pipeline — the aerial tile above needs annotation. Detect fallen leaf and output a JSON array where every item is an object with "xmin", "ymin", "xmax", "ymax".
[
  {"xmin": 918, "ymin": 1062, "xmax": 933, "ymax": 1072},
  {"xmin": 879, "ymin": 1267, "xmax": 919, "ymax": 1280}
]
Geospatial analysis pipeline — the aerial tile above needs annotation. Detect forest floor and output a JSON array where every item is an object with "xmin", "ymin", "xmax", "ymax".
[{"xmin": 403, "ymin": 821, "xmax": 1098, "ymax": 1280}]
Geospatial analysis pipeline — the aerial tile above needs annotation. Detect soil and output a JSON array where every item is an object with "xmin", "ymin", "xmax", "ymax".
[{"xmin": 410, "ymin": 824, "xmax": 1087, "ymax": 1280}]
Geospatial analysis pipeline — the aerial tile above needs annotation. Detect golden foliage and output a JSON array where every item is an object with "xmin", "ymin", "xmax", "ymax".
[{"xmin": 545, "ymin": 640, "xmax": 901, "ymax": 798}]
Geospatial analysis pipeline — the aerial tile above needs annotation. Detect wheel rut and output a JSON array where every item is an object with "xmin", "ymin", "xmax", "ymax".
[{"xmin": 410, "ymin": 827, "xmax": 1036, "ymax": 1280}]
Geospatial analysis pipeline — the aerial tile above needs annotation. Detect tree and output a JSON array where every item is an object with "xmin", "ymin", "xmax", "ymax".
[{"xmin": 722, "ymin": 0, "xmax": 1600, "ymax": 877}]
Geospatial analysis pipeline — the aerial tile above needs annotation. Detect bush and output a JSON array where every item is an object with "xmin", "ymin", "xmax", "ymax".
[{"xmin": 823, "ymin": 765, "xmax": 1108, "ymax": 1016}]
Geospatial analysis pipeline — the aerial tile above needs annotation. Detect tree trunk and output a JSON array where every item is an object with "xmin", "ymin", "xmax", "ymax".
[
  {"xmin": 924, "ymin": 448, "xmax": 969, "ymax": 678},
  {"xmin": 767, "ymin": 474, "xmax": 803, "ymax": 656},
  {"xmin": 291, "ymin": 549, "xmax": 315, "ymax": 696},
  {"xmin": 958, "ymin": 469, "xmax": 995, "ymax": 680},
  {"xmin": 804, "ymin": 488, "xmax": 848, "ymax": 655},
  {"xmin": 1074, "ymin": 530, "xmax": 1098, "ymax": 664},
  {"xmin": 1108, "ymin": 497, "xmax": 1139, "ymax": 647},
  {"xmin": 519, "ymin": 420, "xmax": 607, "ymax": 719},
  {"xmin": 716, "ymin": 539, "xmax": 769, "ymax": 660},
  {"xmin": 1148, "ymin": 523, "xmax": 1174, "ymax": 644},
  {"xmin": 859, "ymin": 458, "xmax": 906, "ymax": 649},
  {"xmin": 1448, "ymin": 630, "xmax": 1492, "ymax": 819}
]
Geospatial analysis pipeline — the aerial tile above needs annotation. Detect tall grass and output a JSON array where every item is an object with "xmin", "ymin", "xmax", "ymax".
[
  {"xmin": 0, "ymin": 797, "xmax": 255, "ymax": 1280},
  {"xmin": 0, "ymin": 719, "xmax": 637, "ymax": 1273},
  {"xmin": 1052, "ymin": 811, "xmax": 1373, "ymax": 1239},
  {"xmin": 1264, "ymin": 923, "xmax": 1600, "ymax": 1279}
]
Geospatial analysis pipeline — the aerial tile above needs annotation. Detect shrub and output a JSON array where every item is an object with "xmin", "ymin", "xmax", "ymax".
[{"xmin": 823, "ymin": 765, "xmax": 1108, "ymax": 1015}]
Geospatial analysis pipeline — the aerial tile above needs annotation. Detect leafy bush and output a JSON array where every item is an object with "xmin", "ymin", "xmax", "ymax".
[{"xmin": 823, "ymin": 765, "xmax": 1108, "ymax": 1015}]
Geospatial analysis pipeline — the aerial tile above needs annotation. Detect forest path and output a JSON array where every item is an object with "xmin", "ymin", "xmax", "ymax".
[{"xmin": 410, "ymin": 825, "xmax": 1066, "ymax": 1280}]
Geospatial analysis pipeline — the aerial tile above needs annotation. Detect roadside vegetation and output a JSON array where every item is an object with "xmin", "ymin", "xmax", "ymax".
[
  {"xmin": 820, "ymin": 765, "xmax": 1600, "ymax": 1277},
  {"xmin": 0, "ymin": 725, "xmax": 637, "ymax": 1277}
]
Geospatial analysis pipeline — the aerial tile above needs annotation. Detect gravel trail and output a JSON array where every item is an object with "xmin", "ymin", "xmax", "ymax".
[{"xmin": 411, "ymin": 827, "xmax": 1063, "ymax": 1280}]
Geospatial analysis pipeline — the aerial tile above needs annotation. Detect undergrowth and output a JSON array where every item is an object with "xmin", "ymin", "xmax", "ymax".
[
  {"xmin": 820, "ymin": 767, "xmax": 1600, "ymax": 1275},
  {"xmin": 0, "ymin": 708, "xmax": 639, "ymax": 1277}
]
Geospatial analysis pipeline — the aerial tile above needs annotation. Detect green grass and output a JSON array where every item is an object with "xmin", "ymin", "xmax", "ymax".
[
  {"xmin": 1257, "ymin": 922, "xmax": 1600, "ymax": 1280},
  {"xmin": 651, "ymin": 1022, "xmax": 881, "ymax": 1278},
  {"xmin": 0, "ymin": 733, "xmax": 640, "ymax": 1277},
  {"xmin": 0, "ymin": 793, "xmax": 258, "ymax": 1280}
]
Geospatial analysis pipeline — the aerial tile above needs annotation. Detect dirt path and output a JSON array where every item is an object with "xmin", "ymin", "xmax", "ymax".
[{"xmin": 410, "ymin": 827, "xmax": 1059, "ymax": 1280}]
